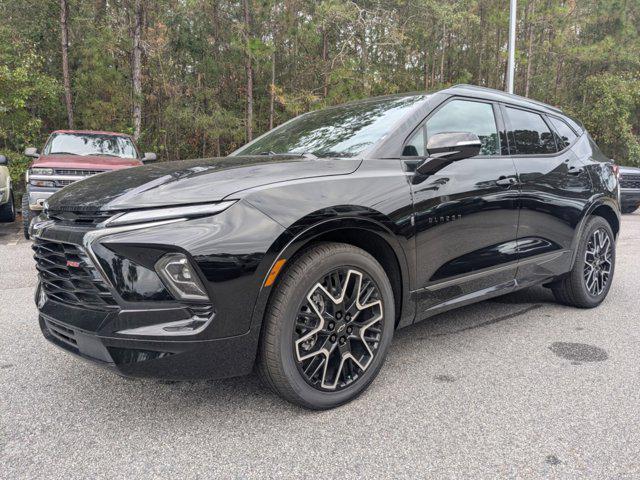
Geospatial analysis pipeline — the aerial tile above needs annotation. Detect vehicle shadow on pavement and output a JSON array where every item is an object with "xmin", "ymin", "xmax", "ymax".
[{"xmin": 61, "ymin": 285, "xmax": 560, "ymax": 415}]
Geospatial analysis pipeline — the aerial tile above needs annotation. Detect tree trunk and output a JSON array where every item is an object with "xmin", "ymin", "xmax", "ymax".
[
  {"xmin": 524, "ymin": 0, "xmax": 535, "ymax": 97},
  {"xmin": 243, "ymin": 0, "xmax": 253, "ymax": 142},
  {"xmin": 59, "ymin": 0, "xmax": 73, "ymax": 128},
  {"xmin": 322, "ymin": 27, "xmax": 328, "ymax": 98},
  {"xmin": 132, "ymin": 0, "xmax": 143, "ymax": 141},
  {"xmin": 494, "ymin": 28, "xmax": 501, "ymax": 89},
  {"xmin": 268, "ymin": 51, "xmax": 275, "ymax": 130},
  {"xmin": 423, "ymin": 48, "xmax": 429, "ymax": 90},
  {"xmin": 477, "ymin": 3, "xmax": 483, "ymax": 85},
  {"xmin": 439, "ymin": 24, "xmax": 446, "ymax": 84}
]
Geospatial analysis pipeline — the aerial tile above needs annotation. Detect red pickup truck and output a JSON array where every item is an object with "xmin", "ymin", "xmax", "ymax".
[{"xmin": 23, "ymin": 130, "xmax": 156, "ymax": 238}]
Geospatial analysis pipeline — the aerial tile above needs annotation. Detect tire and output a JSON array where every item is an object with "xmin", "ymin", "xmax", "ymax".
[
  {"xmin": 551, "ymin": 216, "xmax": 615, "ymax": 308},
  {"xmin": 0, "ymin": 190, "xmax": 15, "ymax": 223},
  {"xmin": 257, "ymin": 242, "xmax": 395, "ymax": 410},
  {"xmin": 21, "ymin": 194, "xmax": 35, "ymax": 239},
  {"xmin": 621, "ymin": 204, "xmax": 638, "ymax": 214}
]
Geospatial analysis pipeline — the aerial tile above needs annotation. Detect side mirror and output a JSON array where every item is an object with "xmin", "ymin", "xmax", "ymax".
[
  {"xmin": 142, "ymin": 152, "xmax": 157, "ymax": 163},
  {"xmin": 24, "ymin": 147, "xmax": 39, "ymax": 158},
  {"xmin": 0, "ymin": 155, "xmax": 7, "ymax": 166},
  {"xmin": 417, "ymin": 132, "xmax": 482, "ymax": 175}
]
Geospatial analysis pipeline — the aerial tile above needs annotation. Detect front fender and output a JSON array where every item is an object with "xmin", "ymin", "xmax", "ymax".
[{"xmin": 247, "ymin": 209, "xmax": 416, "ymax": 339}]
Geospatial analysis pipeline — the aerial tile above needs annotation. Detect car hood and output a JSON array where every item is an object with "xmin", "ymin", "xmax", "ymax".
[
  {"xmin": 47, "ymin": 155, "xmax": 362, "ymax": 211},
  {"xmin": 33, "ymin": 155, "xmax": 143, "ymax": 170}
]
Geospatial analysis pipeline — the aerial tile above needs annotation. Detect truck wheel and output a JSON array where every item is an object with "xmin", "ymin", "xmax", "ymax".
[
  {"xmin": 21, "ymin": 194, "xmax": 35, "ymax": 239},
  {"xmin": 552, "ymin": 216, "xmax": 615, "ymax": 308},
  {"xmin": 257, "ymin": 242, "xmax": 395, "ymax": 410},
  {"xmin": 0, "ymin": 190, "xmax": 16, "ymax": 223}
]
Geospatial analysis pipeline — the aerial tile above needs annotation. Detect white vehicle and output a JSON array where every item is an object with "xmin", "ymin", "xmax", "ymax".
[{"xmin": 0, "ymin": 155, "xmax": 16, "ymax": 223}]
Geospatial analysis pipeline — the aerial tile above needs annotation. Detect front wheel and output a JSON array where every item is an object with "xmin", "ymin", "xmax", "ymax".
[
  {"xmin": 552, "ymin": 216, "xmax": 615, "ymax": 308},
  {"xmin": 21, "ymin": 194, "xmax": 36, "ymax": 239},
  {"xmin": 0, "ymin": 190, "xmax": 15, "ymax": 222},
  {"xmin": 257, "ymin": 242, "xmax": 395, "ymax": 409}
]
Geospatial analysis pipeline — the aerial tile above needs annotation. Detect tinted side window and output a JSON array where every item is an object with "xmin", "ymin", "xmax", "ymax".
[
  {"xmin": 548, "ymin": 116, "xmax": 578, "ymax": 149},
  {"xmin": 505, "ymin": 107, "xmax": 557, "ymax": 154},
  {"xmin": 426, "ymin": 100, "xmax": 499, "ymax": 156}
]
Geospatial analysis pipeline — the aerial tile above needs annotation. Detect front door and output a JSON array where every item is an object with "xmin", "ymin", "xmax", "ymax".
[{"xmin": 407, "ymin": 98, "xmax": 520, "ymax": 318}]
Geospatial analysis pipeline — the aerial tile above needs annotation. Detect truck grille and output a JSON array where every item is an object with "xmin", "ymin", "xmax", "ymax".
[
  {"xmin": 54, "ymin": 169, "xmax": 106, "ymax": 176},
  {"xmin": 621, "ymin": 174, "xmax": 640, "ymax": 189},
  {"xmin": 55, "ymin": 179, "xmax": 78, "ymax": 187},
  {"xmin": 33, "ymin": 238, "xmax": 117, "ymax": 310}
]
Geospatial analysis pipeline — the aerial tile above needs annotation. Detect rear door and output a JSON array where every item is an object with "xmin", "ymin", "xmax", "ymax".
[
  {"xmin": 501, "ymin": 105, "xmax": 593, "ymax": 285},
  {"xmin": 409, "ymin": 97, "xmax": 520, "ymax": 316}
]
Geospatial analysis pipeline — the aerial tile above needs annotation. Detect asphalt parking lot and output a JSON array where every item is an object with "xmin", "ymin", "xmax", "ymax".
[{"xmin": 1, "ymin": 213, "xmax": 639, "ymax": 479}]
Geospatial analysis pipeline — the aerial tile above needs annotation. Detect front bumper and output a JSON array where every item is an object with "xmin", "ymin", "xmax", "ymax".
[
  {"xmin": 621, "ymin": 188, "xmax": 640, "ymax": 208},
  {"xmin": 31, "ymin": 201, "xmax": 285, "ymax": 379},
  {"xmin": 27, "ymin": 185, "xmax": 57, "ymax": 210},
  {"xmin": 39, "ymin": 307, "xmax": 259, "ymax": 380}
]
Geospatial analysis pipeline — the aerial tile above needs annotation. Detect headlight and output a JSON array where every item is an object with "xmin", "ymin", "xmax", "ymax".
[
  {"xmin": 155, "ymin": 253, "xmax": 209, "ymax": 302},
  {"xmin": 103, "ymin": 201, "xmax": 236, "ymax": 227},
  {"xmin": 29, "ymin": 168, "xmax": 54, "ymax": 176},
  {"xmin": 30, "ymin": 179, "xmax": 55, "ymax": 187}
]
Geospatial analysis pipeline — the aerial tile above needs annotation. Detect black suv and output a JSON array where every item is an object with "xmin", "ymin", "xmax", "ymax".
[
  {"xmin": 619, "ymin": 165, "xmax": 640, "ymax": 214},
  {"xmin": 32, "ymin": 85, "xmax": 619, "ymax": 409}
]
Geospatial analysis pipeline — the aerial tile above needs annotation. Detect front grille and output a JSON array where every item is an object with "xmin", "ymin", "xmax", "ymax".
[
  {"xmin": 621, "ymin": 174, "xmax": 640, "ymax": 189},
  {"xmin": 54, "ymin": 169, "xmax": 106, "ymax": 176},
  {"xmin": 33, "ymin": 238, "xmax": 117, "ymax": 310},
  {"xmin": 47, "ymin": 209, "xmax": 115, "ymax": 226}
]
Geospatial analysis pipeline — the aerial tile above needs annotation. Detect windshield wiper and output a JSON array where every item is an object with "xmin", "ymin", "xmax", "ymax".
[{"xmin": 50, "ymin": 151, "xmax": 79, "ymax": 155}]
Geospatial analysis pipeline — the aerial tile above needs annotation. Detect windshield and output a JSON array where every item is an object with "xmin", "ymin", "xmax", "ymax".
[
  {"xmin": 233, "ymin": 95, "xmax": 428, "ymax": 158},
  {"xmin": 44, "ymin": 133, "xmax": 138, "ymax": 158}
]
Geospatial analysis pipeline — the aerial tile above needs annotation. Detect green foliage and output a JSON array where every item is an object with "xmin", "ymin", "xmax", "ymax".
[
  {"xmin": 0, "ymin": 27, "xmax": 60, "ymax": 151},
  {"xmin": 0, "ymin": 0, "xmax": 638, "ymax": 172},
  {"xmin": 574, "ymin": 74, "xmax": 640, "ymax": 166}
]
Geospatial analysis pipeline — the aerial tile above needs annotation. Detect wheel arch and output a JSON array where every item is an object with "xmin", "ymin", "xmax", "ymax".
[
  {"xmin": 249, "ymin": 215, "xmax": 415, "ymax": 341},
  {"xmin": 570, "ymin": 197, "xmax": 620, "ymax": 266}
]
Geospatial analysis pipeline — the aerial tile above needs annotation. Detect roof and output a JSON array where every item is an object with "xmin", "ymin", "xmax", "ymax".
[
  {"xmin": 444, "ymin": 84, "xmax": 564, "ymax": 115},
  {"xmin": 51, "ymin": 129, "xmax": 133, "ymax": 138}
]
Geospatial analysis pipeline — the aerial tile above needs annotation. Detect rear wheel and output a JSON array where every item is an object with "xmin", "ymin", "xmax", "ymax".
[
  {"xmin": 0, "ymin": 190, "xmax": 15, "ymax": 222},
  {"xmin": 257, "ymin": 242, "xmax": 395, "ymax": 409},
  {"xmin": 552, "ymin": 216, "xmax": 615, "ymax": 308},
  {"xmin": 21, "ymin": 194, "xmax": 35, "ymax": 239}
]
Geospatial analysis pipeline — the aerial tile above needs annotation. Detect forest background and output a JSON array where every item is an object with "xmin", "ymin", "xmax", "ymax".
[{"xmin": 1, "ymin": 0, "xmax": 639, "ymax": 200}]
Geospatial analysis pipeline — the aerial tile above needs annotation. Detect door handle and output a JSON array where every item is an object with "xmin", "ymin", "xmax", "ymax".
[{"xmin": 496, "ymin": 176, "xmax": 518, "ymax": 187}]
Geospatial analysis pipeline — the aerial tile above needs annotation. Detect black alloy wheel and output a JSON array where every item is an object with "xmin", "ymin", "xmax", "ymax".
[
  {"xmin": 552, "ymin": 216, "xmax": 615, "ymax": 308},
  {"xmin": 293, "ymin": 267, "xmax": 384, "ymax": 391},
  {"xmin": 0, "ymin": 190, "xmax": 15, "ymax": 223},
  {"xmin": 583, "ymin": 227, "xmax": 613, "ymax": 296},
  {"xmin": 258, "ymin": 242, "xmax": 394, "ymax": 409}
]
